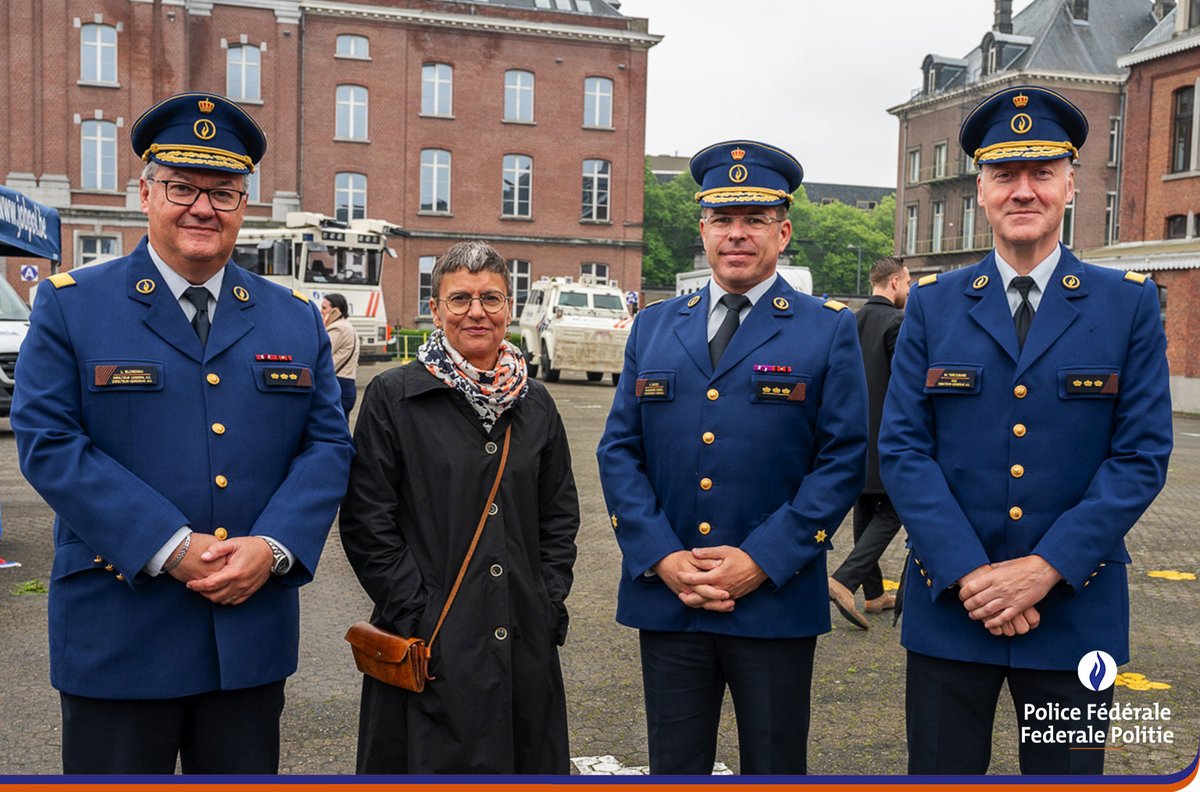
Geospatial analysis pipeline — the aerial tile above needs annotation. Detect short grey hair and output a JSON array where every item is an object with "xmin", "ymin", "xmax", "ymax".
[
  {"xmin": 431, "ymin": 241, "xmax": 511, "ymax": 298},
  {"xmin": 141, "ymin": 159, "xmax": 251, "ymax": 191}
]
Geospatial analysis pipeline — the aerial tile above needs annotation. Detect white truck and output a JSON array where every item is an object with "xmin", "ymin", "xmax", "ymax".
[
  {"xmin": 0, "ymin": 278, "xmax": 31, "ymax": 418},
  {"xmin": 518, "ymin": 276, "xmax": 632, "ymax": 385}
]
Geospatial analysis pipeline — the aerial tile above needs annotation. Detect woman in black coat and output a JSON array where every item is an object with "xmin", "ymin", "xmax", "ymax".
[{"xmin": 340, "ymin": 241, "xmax": 580, "ymax": 774}]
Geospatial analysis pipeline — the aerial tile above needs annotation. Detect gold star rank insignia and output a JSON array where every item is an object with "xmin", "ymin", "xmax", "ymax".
[{"xmin": 814, "ymin": 529, "xmax": 827, "ymax": 544}]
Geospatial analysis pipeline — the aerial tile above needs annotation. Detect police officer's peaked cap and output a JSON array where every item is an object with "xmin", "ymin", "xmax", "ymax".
[
  {"xmin": 960, "ymin": 85, "xmax": 1088, "ymax": 166},
  {"xmin": 131, "ymin": 92, "xmax": 266, "ymax": 175},
  {"xmin": 690, "ymin": 140, "xmax": 803, "ymax": 208}
]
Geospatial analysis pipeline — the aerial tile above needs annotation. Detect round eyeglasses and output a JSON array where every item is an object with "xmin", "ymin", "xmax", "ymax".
[
  {"xmin": 147, "ymin": 178, "xmax": 247, "ymax": 212},
  {"xmin": 439, "ymin": 291, "xmax": 510, "ymax": 315}
]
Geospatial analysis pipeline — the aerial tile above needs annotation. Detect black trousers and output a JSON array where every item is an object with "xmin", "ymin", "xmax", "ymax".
[
  {"xmin": 833, "ymin": 493, "xmax": 903, "ymax": 599},
  {"xmin": 60, "ymin": 681, "xmax": 285, "ymax": 774},
  {"xmin": 906, "ymin": 651, "xmax": 1114, "ymax": 775},
  {"xmin": 639, "ymin": 630, "xmax": 815, "ymax": 775}
]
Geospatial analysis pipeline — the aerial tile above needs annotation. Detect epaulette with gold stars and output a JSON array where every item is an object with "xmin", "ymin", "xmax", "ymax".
[
  {"xmin": 292, "ymin": 289, "xmax": 310, "ymax": 303},
  {"xmin": 917, "ymin": 274, "xmax": 939, "ymax": 288},
  {"xmin": 1124, "ymin": 271, "xmax": 1148, "ymax": 285},
  {"xmin": 48, "ymin": 273, "xmax": 77, "ymax": 289},
  {"xmin": 823, "ymin": 300, "xmax": 848, "ymax": 312}
]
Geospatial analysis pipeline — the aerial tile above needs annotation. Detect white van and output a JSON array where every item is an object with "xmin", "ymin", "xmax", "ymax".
[
  {"xmin": 0, "ymin": 278, "xmax": 31, "ymax": 418},
  {"xmin": 518, "ymin": 276, "xmax": 632, "ymax": 385}
]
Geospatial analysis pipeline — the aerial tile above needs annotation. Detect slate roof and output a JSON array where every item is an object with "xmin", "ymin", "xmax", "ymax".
[{"xmin": 446, "ymin": 0, "xmax": 625, "ymax": 18}]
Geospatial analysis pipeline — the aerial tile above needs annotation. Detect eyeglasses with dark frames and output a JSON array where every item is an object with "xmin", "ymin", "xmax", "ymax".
[{"xmin": 147, "ymin": 178, "xmax": 247, "ymax": 212}]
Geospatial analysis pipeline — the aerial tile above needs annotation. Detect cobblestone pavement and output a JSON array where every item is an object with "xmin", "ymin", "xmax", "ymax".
[{"xmin": 0, "ymin": 361, "xmax": 1197, "ymax": 776}]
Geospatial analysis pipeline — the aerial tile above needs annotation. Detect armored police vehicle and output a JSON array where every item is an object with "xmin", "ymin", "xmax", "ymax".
[{"xmin": 518, "ymin": 276, "xmax": 632, "ymax": 385}]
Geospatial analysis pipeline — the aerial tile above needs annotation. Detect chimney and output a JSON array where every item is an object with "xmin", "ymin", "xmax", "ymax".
[
  {"xmin": 994, "ymin": 0, "xmax": 1013, "ymax": 34},
  {"xmin": 1152, "ymin": 0, "xmax": 1175, "ymax": 21}
]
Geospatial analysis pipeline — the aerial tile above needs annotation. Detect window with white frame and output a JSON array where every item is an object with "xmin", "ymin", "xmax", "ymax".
[
  {"xmin": 418, "ymin": 255, "xmax": 435, "ymax": 315},
  {"xmin": 931, "ymin": 200, "xmax": 945, "ymax": 253},
  {"xmin": 1172, "ymin": 86, "xmax": 1195, "ymax": 173},
  {"xmin": 81, "ymin": 24, "xmax": 117, "ymax": 84},
  {"xmin": 1166, "ymin": 214, "xmax": 1188, "ymax": 239},
  {"xmin": 583, "ymin": 77, "xmax": 613, "ymax": 128},
  {"xmin": 336, "ymin": 85, "xmax": 369, "ymax": 140},
  {"xmin": 335, "ymin": 172, "xmax": 367, "ymax": 222},
  {"xmin": 907, "ymin": 148, "xmax": 921, "ymax": 184},
  {"xmin": 226, "ymin": 44, "xmax": 261, "ymax": 101},
  {"xmin": 581, "ymin": 159, "xmax": 610, "ymax": 221},
  {"xmin": 81, "ymin": 119, "xmax": 117, "ymax": 190},
  {"xmin": 77, "ymin": 234, "xmax": 119, "ymax": 265},
  {"xmin": 961, "ymin": 195, "xmax": 976, "ymax": 250},
  {"xmin": 420, "ymin": 149, "xmax": 451, "ymax": 213},
  {"xmin": 504, "ymin": 70, "xmax": 534, "ymax": 123},
  {"xmin": 422, "ymin": 63, "xmax": 453, "ymax": 116},
  {"xmin": 581, "ymin": 262, "xmax": 608, "ymax": 283},
  {"xmin": 905, "ymin": 204, "xmax": 918, "ymax": 255},
  {"xmin": 933, "ymin": 142, "xmax": 947, "ymax": 179},
  {"xmin": 510, "ymin": 259, "xmax": 531, "ymax": 315},
  {"xmin": 1060, "ymin": 196, "xmax": 1076, "ymax": 248},
  {"xmin": 502, "ymin": 155, "xmax": 532, "ymax": 218},
  {"xmin": 247, "ymin": 168, "xmax": 261, "ymax": 203},
  {"xmin": 1105, "ymin": 192, "xmax": 1118, "ymax": 245},
  {"xmin": 1108, "ymin": 117, "xmax": 1120, "ymax": 166},
  {"xmin": 336, "ymin": 34, "xmax": 369, "ymax": 59}
]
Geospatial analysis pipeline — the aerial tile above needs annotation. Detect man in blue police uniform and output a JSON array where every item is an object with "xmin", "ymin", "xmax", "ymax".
[
  {"xmin": 11, "ymin": 93, "xmax": 353, "ymax": 775},
  {"xmin": 597, "ymin": 140, "xmax": 868, "ymax": 774},
  {"xmin": 879, "ymin": 86, "xmax": 1172, "ymax": 775}
]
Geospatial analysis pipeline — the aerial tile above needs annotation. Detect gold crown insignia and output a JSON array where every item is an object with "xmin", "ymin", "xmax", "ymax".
[
  {"xmin": 730, "ymin": 147, "xmax": 746, "ymax": 161},
  {"xmin": 1012, "ymin": 93, "xmax": 1029, "ymax": 108},
  {"xmin": 198, "ymin": 98, "xmax": 215, "ymax": 114}
]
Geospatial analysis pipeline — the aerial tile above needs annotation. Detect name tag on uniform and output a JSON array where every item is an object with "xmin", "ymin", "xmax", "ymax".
[
  {"xmin": 261, "ymin": 366, "xmax": 313, "ymax": 388},
  {"xmin": 925, "ymin": 367, "xmax": 980, "ymax": 393},
  {"xmin": 93, "ymin": 364, "xmax": 161, "ymax": 388},
  {"xmin": 636, "ymin": 377, "xmax": 671, "ymax": 399}
]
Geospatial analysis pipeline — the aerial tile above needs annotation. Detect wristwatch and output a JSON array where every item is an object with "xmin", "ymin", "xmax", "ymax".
[{"xmin": 262, "ymin": 537, "xmax": 291, "ymax": 576}]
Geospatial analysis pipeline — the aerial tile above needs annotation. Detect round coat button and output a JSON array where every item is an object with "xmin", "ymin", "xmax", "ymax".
[
  {"xmin": 1011, "ymin": 464, "xmax": 1024, "ymax": 478},
  {"xmin": 490, "ymin": 564, "xmax": 503, "ymax": 577},
  {"xmin": 485, "ymin": 441, "xmax": 498, "ymax": 455},
  {"xmin": 706, "ymin": 388, "xmax": 719, "ymax": 401},
  {"xmin": 215, "ymin": 475, "xmax": 228, "ymax": 488},
  {"xmin": 1013, "ymin": 384, "xmax": 1027, "ymax": 398},
  {"xmin": 494, "ymin": 627, "xmax": 508, "ymax": 640},
  {"xmin": 211, "ymin": 422, "xmax": 226, "ymax": 435},
  {"xmin": 215, "ymin": 527, "xmax": 228, "ymax": 541},
  {"xmin": 1012, "ymin": 423, "xmax": 1027, "ymax": 438},
  {"xmin": 698, "ymin": 522, "xmax": 712, "ymax": 535},
  {"xmin": 488, "ymin": 502, "xmax": 499, "ymax": 516},
  {"xmin": 699, "ymin": 477, "xmax": 713, "ymax": 491},
  {"xmin": 206, "ymin": 373, "xmax": 220, "ymax": 385},
  {"xmin": 1009, "ymin": 506, "xmax": 1023, "ymax": 520},
  {"xmin": 702, "ymin": 431, "xmax": 715, "ymax": 445}
]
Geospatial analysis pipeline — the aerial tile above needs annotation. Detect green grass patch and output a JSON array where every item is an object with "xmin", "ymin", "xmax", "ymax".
[{"xmin": 11, "ymin": 580, "xmax": 49, "ymax": 595}]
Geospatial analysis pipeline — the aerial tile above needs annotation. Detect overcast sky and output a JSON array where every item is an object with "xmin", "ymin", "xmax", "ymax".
[{"xmin": 617, "ymin": 0, "xmax": 1038, "ymax": 187}]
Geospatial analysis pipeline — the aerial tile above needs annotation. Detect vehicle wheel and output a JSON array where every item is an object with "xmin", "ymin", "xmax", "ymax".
[
  {"xmin": 542, "ymin": 343, "xmax": 560, "ymax": 383},
  {"xmin": 524, "ymin": 346, "xmax": 538, "ymax": 379},
  {"xmin": 586, "ymin": 371, "xmax": 602, "ymax": 382},
  {"xmin": 611, "ymin": 372, "xmax": 620, "ymax": 387}
]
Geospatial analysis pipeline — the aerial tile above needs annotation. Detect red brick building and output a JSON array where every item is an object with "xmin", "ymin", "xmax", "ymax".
[
  {"xmin": 887, "ymin": 0, "xmax": 1158, "ymax": 277},
  {"xmin": 1082, "ymin": 2, "xmax": 1200, "ymax": 410},
  {"xmin": 1, "ymin": 0, "xmax": 658, "ymax": 327}
]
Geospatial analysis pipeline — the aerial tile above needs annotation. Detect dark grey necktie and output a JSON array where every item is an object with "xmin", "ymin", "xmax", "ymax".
[
  {"xmin": 1011, "ymin": 276, "xmax": 1035, "ymax": 350},
  {"xmin": 709, "ymin": 293, "xmax": 751, "ymax": 367},
  {"xmin": 184, "ymin": 286, "xmax": 211, "ymax": 347}
]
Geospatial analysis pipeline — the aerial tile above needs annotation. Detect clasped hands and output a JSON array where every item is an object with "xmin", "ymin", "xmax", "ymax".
[
  {"xmin": 956, "ymin": 555, "xmax": 1062, "ymax": 637},
  {"xmin": 166, "ymin": 533, "xmax": 273, "ymax": 607},
  {"xmin": 653, "ymin": 546, "xmax": 768, "ymax": 612}
]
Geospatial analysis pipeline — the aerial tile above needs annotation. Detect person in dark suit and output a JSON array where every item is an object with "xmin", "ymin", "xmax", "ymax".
[
  {"xmin": 10, "ymin": 92, "xmax": 353, "ymax": 774},
  {"xmin": 597, "ymin": 140, "xmax": 868, "ymax": 774},
  {"xmin": 828, "ymin": 257, "xmax": 910, "ymax": 629},
  {"xmin": 879, "ymin": 85, "xmax": 1172, "ymax": 774}
]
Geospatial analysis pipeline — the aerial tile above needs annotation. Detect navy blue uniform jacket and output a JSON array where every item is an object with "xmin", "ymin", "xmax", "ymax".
[
  {"xmin": 597, "ymin": 276, "xmax": 868, "ymax": 638},
  {"xmin": 879, "ymin": 247, "xmax": 1171, "ymax": 670},
  {"xmin": 11, "ymin": 238, "xmax": 354, "ymax": 698}
]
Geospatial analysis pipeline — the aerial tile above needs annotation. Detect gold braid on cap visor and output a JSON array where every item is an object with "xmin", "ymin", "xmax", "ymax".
[
  {"xmin": 974, "ymin": 139, "xmax": 1078, "ymax": 165},
  {"xmin": 694, "ymin": 186, "xmax": 793, "ymax": 205},
  {"xmin": 143, "ymin": 143, "xmax": 256, "ymax": 173}
]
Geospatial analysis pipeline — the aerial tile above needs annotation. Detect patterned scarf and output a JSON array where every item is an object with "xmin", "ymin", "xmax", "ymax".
[{"xmin": 418, "ymin": 328, "xmax": 529, "ymax": 432}]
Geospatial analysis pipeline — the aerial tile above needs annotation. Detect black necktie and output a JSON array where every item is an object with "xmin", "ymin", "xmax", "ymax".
[
  {"xmin": 709, "ymin": 293, "xmax": 751, "ymax": 367},
  {"xmin": 184, "ymin": 286, "xmax": 211, "ymax": 347},
  {"xmin": 1011, "ymin": 276, "xmax": 1035, "ymax": 350}
]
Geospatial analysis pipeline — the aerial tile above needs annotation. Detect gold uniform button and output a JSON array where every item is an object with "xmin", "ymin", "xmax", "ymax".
[
  {"xmin": 702, "ymin": 431, "xmax": 715, "ymax": 445},
  {"xmin": 215, "ymin": 475, "xmax": 228, "ymax": 488},
  {"xmin": 698, "ymin": 522, "xmax": 712, "ymax": 535},
  {"xmin": 206, "ymin": 373, "xmax": 221, "ymax": 385},
  {"xmin": 1010, "ymin": 506, "xmax": 1023, "ymax": 521},
  {"xmin": 1014, "ymin": 384, "xmax": 1028, "ymax": 398},
  {"xmin": 215, "ymin": 527, "xmax": 228, "ymax": 541},
  {"xmin": 700, "ymin": 477, "xmax": 713, "ymax": 491},
  {"xmin": 1013, "ymin": 423, "xmax": 1027, "ymax": 438},
  {"xmin": 94, "ymin": 555, "xmax": 104, "ymax": 564},
  {"xmin": 104, "ymin": 564, "xmax": 114, "ymax": 572},
  {"xmin": 115, "ymin": 573, "xmax": 125, "ymax": 581},
  {"xmin": 707, "ymin": 388, "xmax": 719, "ymax": 401},
  {"xmin": 1010, "ymin": 464, "xmax": 1024, "ymax": 478},
  {"xmin": 211, "ymin": 422, "xmax": 226, "ymax": 435}
]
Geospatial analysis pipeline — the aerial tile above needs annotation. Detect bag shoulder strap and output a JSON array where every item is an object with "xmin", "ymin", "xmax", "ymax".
[{"xmin": 427, "ymin": 424, "xmax": 512, "ymax": 650}]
